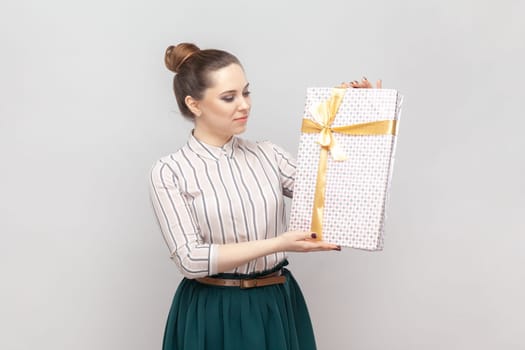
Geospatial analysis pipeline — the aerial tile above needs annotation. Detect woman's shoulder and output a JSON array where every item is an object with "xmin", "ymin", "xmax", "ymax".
[{"xmin": 149, "ymin": 148, "xmax": 188, "ymax": 176}]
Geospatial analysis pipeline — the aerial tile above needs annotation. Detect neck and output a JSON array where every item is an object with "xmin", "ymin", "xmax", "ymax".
[{"xmin": 193, "ymin": 127, "xmax": 232, "ymax": 147}]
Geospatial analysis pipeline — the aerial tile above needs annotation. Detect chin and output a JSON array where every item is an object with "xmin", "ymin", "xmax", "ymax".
[{"xmin": 233, "ymin": 126, "xmax": 248, "ymax": 135}]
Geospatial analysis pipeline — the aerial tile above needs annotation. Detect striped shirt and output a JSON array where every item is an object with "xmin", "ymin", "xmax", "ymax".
[{"xmin": 149, "ymin": 131, "xmax": 297, "ymax": 279}]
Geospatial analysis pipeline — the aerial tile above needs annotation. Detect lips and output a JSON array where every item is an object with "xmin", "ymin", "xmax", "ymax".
[{"xmin": 234, "ymin": 116, "xmax": 248, "ymax": 121}]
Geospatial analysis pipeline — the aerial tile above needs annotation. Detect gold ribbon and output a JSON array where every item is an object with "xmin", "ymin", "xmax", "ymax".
[{"xmin": 301, "ymin": 88, "xmax": 398, "ymax": 240}]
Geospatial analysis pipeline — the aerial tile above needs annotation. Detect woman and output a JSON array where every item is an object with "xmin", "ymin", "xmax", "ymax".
[{"xmin": 149, "ymin": 42, "xmax": 380, "ymax": 350}]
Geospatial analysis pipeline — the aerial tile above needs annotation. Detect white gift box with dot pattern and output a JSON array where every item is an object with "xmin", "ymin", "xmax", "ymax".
[{"xmin": 289, "ymin": 88, "xmax": 404, "ymax": 250}]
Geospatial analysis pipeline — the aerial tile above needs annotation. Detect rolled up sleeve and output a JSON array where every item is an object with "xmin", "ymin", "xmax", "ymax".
[{"xmin": 149, "ymin": 160, "xmax": 217, "ymax": 278}]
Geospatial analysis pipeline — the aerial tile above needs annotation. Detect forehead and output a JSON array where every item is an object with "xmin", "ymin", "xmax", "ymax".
[{"xmin": 206, "ymin": 64, "xmax": 248, "ymax": 92}]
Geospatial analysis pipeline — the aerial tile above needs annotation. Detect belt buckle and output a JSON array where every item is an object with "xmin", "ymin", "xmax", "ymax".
[{"xmin": 240, "ymin": 279, "xmax": 258, "ymax": 289}]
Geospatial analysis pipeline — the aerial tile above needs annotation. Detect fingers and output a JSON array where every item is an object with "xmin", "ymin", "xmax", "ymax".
[
  {"xmin": 297, "ymin": 239, "xmax": 341, "ymax": 252},
  {"xmin": 285, "ymin": 230, "xmax": 319, "ymax": 242},
  {"xmin": 345, "ymin": 77, "xmax": 382, "ymax": 89},
  {"xmin": 361, "ymin": 77, "xmax": 372, "ymax": 88},
  {"xmin": 309, "ymin": 243, "xmax": 342, "ymax": 252},
  {"xmin": 306, "ymin": 232, "xmax": 317, "ymax": 240},
  {"xmin": 283, "ymin": 231, "xmax": 342, "ymax": 252},
  {"xmin": 350, "ymin": 77, "xmax": 370, "ymax": 88}
]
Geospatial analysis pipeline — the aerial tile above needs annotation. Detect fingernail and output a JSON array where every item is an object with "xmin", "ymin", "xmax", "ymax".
[{"xmin": 311, "ymin": 233, "xmax": 317, "ymax": 239}]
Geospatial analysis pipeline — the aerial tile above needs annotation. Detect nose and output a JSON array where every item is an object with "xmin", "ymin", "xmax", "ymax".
[{"xmin": 239, "ymin": 95, "xmax": 250, "ymax": 111}]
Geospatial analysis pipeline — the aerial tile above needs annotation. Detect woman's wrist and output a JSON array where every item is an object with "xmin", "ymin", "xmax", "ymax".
[{"xmin": 268, "ymin": 235, "xmax": 284, "ymax": 254}]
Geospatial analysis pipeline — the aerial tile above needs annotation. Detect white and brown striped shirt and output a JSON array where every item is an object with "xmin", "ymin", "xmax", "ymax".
[{"xmin": 149, "ymin": 131, "xmax": 296, "ymax": 279}]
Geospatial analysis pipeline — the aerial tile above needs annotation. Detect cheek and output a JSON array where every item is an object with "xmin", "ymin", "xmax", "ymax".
[{"xmin": 211, "ymin": 103, "xmax": 236, "ymax": 120}]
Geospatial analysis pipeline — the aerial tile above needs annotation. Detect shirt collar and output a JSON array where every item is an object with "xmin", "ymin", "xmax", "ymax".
[{"xmin": 186, "ymin": 130, "xmax": 238, "ymax": 161}]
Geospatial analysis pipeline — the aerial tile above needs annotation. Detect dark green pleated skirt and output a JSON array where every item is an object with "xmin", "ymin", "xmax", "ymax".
[{"xmin": 162, "ymin": 260, "xmax": 317, "ymax": 350}]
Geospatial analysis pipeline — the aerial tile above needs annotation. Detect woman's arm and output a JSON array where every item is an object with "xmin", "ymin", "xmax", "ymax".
[
  {"xmin": 150, "ymin": 160, "xmax": 216, "ymax": 278},
  {"xmin": 216, "ymin": 231, "xmax": 340, "ymax": 273},
  {"xmin": 269, "ymin": 142, "xmax": 296, "ymax": 199}
]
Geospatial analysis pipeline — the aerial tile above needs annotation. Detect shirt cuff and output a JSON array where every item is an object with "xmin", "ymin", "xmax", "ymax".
[{"xmin": 208, "ymin": 244, "xmax": 218, "ymax": 276}]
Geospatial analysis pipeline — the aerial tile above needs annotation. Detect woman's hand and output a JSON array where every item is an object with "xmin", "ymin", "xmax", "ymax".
[
  {"xmin": 276, "ymin": 231, "xmax": 341, "ymax": 252},
  {"xmin": 338, "ymin": 77, "xmax": 382, "ymax": 89}
]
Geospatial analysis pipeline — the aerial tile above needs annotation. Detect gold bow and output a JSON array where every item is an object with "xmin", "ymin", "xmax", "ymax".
[{"xmin": 300, "ymin": 88, "xmax": 398, "ymax": 240}]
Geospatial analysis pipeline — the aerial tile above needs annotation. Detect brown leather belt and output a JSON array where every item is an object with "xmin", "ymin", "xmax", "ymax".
[{"xmin": 196, "ymin": 270, "xmax": 286, "ymax": 289}]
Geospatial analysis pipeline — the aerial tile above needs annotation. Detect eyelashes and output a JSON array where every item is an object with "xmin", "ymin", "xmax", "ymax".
[{"xmin": 221, "ymin": 91, "xmax": 251, "ymax": 103}]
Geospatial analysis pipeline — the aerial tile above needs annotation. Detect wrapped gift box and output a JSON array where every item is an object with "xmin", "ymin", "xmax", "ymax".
[{"xmin": 288, "ymin": 87, "xmax": 403, "ymax": 250}]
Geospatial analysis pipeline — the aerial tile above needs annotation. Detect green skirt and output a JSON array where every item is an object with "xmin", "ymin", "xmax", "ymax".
[{"xmin": 162, "ymin": 260, "xmax": 317, "ymax": 350}]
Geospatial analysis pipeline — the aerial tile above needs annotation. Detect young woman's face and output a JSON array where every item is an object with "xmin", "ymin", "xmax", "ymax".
[{"xmin": 194, "ymin": 63, "xmax": 251, "ymax": 143}]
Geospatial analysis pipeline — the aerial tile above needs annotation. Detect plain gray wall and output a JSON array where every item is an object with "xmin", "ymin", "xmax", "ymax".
[{"xmin": 1, "ymin": 0, "xmax": 524, "ymax": 349}]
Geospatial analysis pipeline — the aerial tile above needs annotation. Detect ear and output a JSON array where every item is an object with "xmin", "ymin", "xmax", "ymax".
[{"xmin": 185, "ymin": 95, "xmax": 202, "ymax": 118}]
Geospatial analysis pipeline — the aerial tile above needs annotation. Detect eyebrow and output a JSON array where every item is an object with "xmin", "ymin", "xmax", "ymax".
[{"xmin": 219, "ymin": 83, "xmax": 250, "ymax": 95}]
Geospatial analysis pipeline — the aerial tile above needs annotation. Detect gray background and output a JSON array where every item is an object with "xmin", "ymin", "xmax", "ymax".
[{"xmin": 1, "ymin": 0, "xmax": 524, "ymax": 349}]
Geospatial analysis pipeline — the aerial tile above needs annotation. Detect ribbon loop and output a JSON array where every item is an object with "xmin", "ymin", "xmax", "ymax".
[{"xmin": 319, "ymin": 128, "xmax": 332, "ymax": 148}]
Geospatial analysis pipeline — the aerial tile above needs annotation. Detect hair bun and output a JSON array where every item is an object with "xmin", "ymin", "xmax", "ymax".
[{"xmin": 165, "ymin": 43, "xmax": 200, "ymax": 73}]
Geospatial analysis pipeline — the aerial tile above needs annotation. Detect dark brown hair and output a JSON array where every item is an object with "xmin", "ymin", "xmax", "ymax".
[{"xmin": 164, "ymin": 43, "xmax": 241, "ymax": 119}]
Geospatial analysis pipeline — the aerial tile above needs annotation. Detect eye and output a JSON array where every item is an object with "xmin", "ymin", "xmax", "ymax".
[
  {"xmin": 221, "ymin": 95, "xmax": 235, "ymax": 102},
  {"xmin": 243, "ymin": 90, "xmax": 251, "ymax": 97}
]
